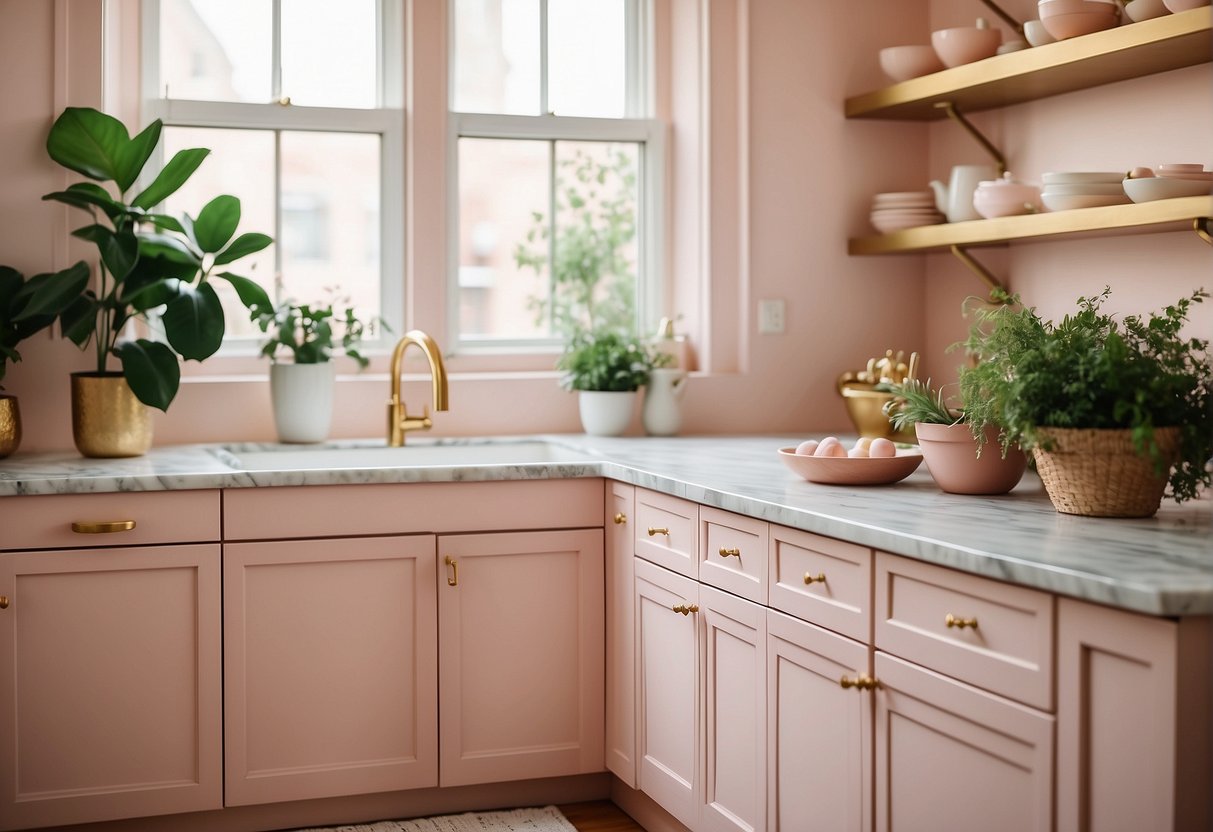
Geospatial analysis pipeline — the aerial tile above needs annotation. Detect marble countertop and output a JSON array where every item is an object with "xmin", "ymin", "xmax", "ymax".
[{"xmin": 1, "ymin": 434, "xmax": 1209, "ymax": 616}]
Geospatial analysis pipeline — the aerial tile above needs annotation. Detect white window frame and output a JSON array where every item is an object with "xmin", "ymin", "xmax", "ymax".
[
  {"xmin": 138, "ymin": 0, "xmax": 405, "ymax": 355},
  {"xmin": 446, "ymin": 0, "xmax": 665, "ymax": 354}
]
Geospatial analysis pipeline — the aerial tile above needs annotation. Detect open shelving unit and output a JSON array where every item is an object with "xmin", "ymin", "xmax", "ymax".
[{"xmin": 844, "ymin": 7, "xmax": 1212, "ymax": 289}]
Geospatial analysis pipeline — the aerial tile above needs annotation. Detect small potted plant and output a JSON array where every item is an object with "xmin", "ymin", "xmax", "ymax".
[
  {"xmin": 0, "ymin": 265, "xmax": 89, "ymax": 457},
  {"xmin": 960, "ymin": 287, "xmax": 1212, "ymax": 517},
  {"xmin": 22, "ymin": 107, "xmax": 273, "ymax": 457},
  {"xmin": 884, "ymin": 378, "xmax": 1027, "ymax": 495},
  {"xmin": 558, "ymin": 329, "xmax": 666, "ymax": 435},
  {"xmin": 252, "ymin": 299, "xmax": 384, "ymax": 443}
]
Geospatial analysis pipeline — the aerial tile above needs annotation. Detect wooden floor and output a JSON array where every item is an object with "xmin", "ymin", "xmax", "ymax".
[{"xmin": 559, "ymin": 801, "xmax": 646, "ymax": 831}]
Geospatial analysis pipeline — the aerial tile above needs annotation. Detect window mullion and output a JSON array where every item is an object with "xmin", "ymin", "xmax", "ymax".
[
  {"xmin": 547, "ymin": 140, "xmax": 558, "ymax": 337},
  {"xmin": 539, "ymin": 0, "xmax": 549, "ymax": 115},
  {"xmin": 271, "ymin": 0, "xmax": 283, "ymax": 101},
  {"xmin": 273, "ymin": 130, "xmax": 284, "ymax": 305}
]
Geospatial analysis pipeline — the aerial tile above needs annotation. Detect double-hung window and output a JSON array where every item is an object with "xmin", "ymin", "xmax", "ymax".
[
  {"xmin": 140, "ymin": 0, "xmax": 403, "ymax": 346},
  {"xmin": 449, "ymin": 0, "xmax": 663, "ymax": 352}
]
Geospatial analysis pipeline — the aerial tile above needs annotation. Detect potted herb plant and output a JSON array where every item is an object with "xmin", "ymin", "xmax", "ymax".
[
  {"xmin": 557, "ymin": 329, "xmax": 665, "ymax": 435},
  {"xmin": 252, "ymin": 300, "xmax": 383, "ymax": 443},
  {"xmin": 21, "ymin": 107, "xmax": 273, "ymax": 457},
  {"xmin": 960, "ymin": 288, "xmax": 1212, "ymax": 517},
  {"xmin": 884, "ymin": 378, "xmax": 1027, "ymax": 495}
]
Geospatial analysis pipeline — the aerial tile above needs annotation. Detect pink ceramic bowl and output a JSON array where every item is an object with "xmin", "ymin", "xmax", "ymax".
[
  {"xmin": 879, "ymin": 45, "xmax": 946, "ymax": 82},
  {"xmin": 1162, "ymin": 0, "xmax": 1210, "ymax": 12},
  {"xmin": 915, "ymin": 423, "xmax": 1027, "ymax": 495},
  {"xmin": 931, "ymin": 26, "xmax": 1002, "ymax": 68},
  {"xmin": 1038, "ymin": 0, "xmax": 1120, "ymax": 39}
]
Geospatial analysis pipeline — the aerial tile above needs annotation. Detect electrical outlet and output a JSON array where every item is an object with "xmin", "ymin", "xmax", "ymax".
[{"xmin": 758, "ymin": 299, "xmax": 785, "ymax": 334}]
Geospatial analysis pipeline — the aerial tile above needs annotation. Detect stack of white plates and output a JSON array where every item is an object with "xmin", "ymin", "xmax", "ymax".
[
  {"xmin": 1041, "ymin": 172, "xmax": 1132, "ymax": 211},
  {"xmin": 870, "ymin": 191, "xmax": 945, "ymax": 234}
]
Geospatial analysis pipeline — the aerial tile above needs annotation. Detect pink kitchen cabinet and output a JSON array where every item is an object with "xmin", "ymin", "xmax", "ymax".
[
  {"xmin": 766, "ymin": 608, "xmax": 871, "ymax": 832},
  {"xmin": 700, "ymin": 585, "xmax": 766, "ymax": 832},
  {"xmin": 1057, "ymin": 598, "xmax": 1211, "ymax": 832},
  {"xmin": 605, "ymin": 481, "xmax": 638, "ymax": 787},
  {"xmin": 634, "ymin": 557, "xmax": 700, "ymax": 828},
  {"xmin": 437, "ymin": 529, "xmax": 605, "ymax": 787},
  {"xmin": 874, "ymin": 652, "xmax": 1054, "ymax": 832},
  {"xmin": 223, "ymin": 535, "xmax": 439, "ymax": 806},
  {"xmin": 0, "ymin": 542, "xmax": 222, "ymax": 830}
]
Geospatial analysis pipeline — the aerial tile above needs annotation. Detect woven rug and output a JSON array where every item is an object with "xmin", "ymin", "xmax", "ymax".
[{"xmin": 292, "ymin": 805, "xmax": 577, "ymax": 832}]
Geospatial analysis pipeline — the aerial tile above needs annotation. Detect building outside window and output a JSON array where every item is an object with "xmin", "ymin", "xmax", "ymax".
[
  {"xmin": 449, "ymin": 0, "xmax": 663, "ymax": 352},
  {"xmin": 141, "ymin": 0, "xmax": 402, "ymax": 345}
]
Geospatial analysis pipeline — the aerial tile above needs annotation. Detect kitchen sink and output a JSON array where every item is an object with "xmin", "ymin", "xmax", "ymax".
[{"xmin": 220, "ymin": 440, "xmax": 594, "ymax": 471}]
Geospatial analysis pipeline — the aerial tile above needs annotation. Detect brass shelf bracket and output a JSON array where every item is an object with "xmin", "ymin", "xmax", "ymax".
[
  {"xmin": 935, "ymin": 101, "xmax": 1007, "ymax": 175},
  {"xmin": 950, "ymin": 244, "xmax": 1010, "ymax": 302},
  {"xmin": 1195, "ymin": 217, "xmax": 1212, "ymax": 246},
  {"xmin": 979, "ymin": 0, "xmax": 1024, "ymax": 35}
]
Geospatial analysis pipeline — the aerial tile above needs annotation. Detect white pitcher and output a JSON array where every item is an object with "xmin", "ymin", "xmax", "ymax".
[
  {"xmin": 643, "ymin": 368, "xmax": 688, "ymax": 436},
  {"xmin": 930, "ymin": 164, "xmax": 999, "ymax": 222}
]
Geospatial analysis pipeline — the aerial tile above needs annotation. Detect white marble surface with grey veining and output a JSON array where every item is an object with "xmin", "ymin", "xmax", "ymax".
[{"xmin": 1, "ymin": 434, "xmax": 1209, "ymax": 616}]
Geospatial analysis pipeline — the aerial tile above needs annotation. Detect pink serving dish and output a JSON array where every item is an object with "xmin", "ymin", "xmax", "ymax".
[{"xmin": 778, "ymin": 447, "xmax": 924, "ymax": 486}]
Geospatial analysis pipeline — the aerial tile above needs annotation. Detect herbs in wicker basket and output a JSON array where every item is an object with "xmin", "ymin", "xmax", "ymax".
[{"xmin": 959, "ymin": 288, "xmax": 1212, "ymax": 504}]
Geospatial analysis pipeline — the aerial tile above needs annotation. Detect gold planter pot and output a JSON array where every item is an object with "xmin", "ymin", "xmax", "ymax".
[
  {"xmin": 0, "ymin": 394, "xmax": 21, "ymax": 458},
  {"xmin": 71, "ymin": 373, "xmax": 152, "ymax": 458}
]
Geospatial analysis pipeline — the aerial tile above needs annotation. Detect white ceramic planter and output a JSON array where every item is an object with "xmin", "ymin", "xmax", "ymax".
[
  {"xmin": 578, "ymin": 390, "xmax": 637, "ymax": 436},
  {"xmin": 270, "ymin": 362, "xmax": 335, "ymax": 443},
  {"xmin": 642, "ymin": 369, "xmax": 688, "ymax": 436}
]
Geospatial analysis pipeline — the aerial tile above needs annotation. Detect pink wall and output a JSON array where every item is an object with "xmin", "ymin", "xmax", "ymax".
[{"xmin": 2, "ymin": 0, "xmax": 1205, "ymax": 453}]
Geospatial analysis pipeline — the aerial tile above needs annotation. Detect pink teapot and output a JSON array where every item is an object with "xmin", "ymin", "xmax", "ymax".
[{"xmin": 972, "ymin": 172, "xmax": 1043, "ymax": 219}]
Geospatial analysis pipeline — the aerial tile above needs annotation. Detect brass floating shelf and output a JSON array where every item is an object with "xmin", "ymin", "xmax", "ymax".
[
  {"xmin": 849, "ymin": 196, "xmax": 1213, "ymax": 256},
  {"xmin": 845, "ymin": 7, "xmax": 1211, "ymax": 120}
]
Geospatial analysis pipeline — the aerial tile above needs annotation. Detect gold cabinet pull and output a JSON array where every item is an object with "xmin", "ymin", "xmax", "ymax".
[
  {"xmin": 647, "ymin": 527, "xmax": 670, "ymax": 537},
  {"xmin": 804, "ymin": 572, "xmax": 826, "ymax": 585},
  {"xmin": 719, "ymin": 547, "xmax": 741, "ymax": 558},
  {"xmin": 0, "ymin": 596, "xmax": 8, "ymax": 610},
  {"xmin": 71, "ymin": 520, "xmax": 136, "ymax": 534},
  {"xmin": 671, "ymin": 603, "xmax": 699, "ymax": 615},
  {"xmin": 444, "ymin": 556, "xmax": 458, "ymax": 587},
  {"xmin": 614, "ymin": 513, "xmax": 627, "ymax": 525},
  {"xmin": 839, "ymin": 673, "xmax": 878, "ymax": 691},
  {"xmin": 945, "ymin": 613, "xmax": 978, "ymax": 630}
]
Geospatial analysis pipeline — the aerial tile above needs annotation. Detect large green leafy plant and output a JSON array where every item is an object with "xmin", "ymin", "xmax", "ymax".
[
  {"xmin": 1, "ymin": 264, "xmax": 88, "ymax": 389},
  {"xmin": 960, "ymin": 288, "xmax": 1212, "ymax": 503},
  {"xmin": 21, "ymin": 107, "xmax": 272, "ymax": 410}
]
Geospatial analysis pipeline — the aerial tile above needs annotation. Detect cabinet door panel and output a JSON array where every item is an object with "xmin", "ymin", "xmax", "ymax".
[
  {"xmin": 1056, "ymin": 598, "xmax": 1206, "ymax": 832},
  {"xmin": 635, "ymin": 557, "xmax": 699, "ymax": 828},
  {"xmin": 766, "ymin": 610, "xmax": 871, "ymax": 832},
  {"xmin": 438, "ymin": 529, "xmax": 604, "ymax": 787},
  {"xmin": 874, "ymin": 652, "xmax": 1053, "ymax": 832},
  {"xmin": 606, "ymin": 481, "xmax": 637, "ymax": 786},
  {"xmin": 701, "ymin": 586, "xmax": 766, "ymax": 832},
  {"xmin": 0, "ymin": 544, "xmax": 222, "ymax": 830},
  {"xmin": 224, "ymin": 535, "xmax": 438, "ymax": 805}
]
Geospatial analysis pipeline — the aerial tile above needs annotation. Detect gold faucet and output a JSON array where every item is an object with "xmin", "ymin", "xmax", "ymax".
[{"xmin": 387, "ymin": 330, "xmax": 449, "ymax": 446}]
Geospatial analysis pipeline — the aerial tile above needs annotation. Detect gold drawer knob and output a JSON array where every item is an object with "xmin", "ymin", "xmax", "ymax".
[
  {"xmin": 804, "ymin": 572, "xmax": 826, "ymax": 585},
  {"xmin": 839, "ymin": 674, "xmax": 878, "ymax": 691},
  {"xmin": 671, "ymin": 603, "xmax": 699, "ymax": 615},
  {"xmin": 613, "ymin": 513, "xmax": 627, "ymax": 525},
  {"xmin": 647, "ymin": 527, "xmax": 670, "ymax": 537},
  {"xmin": 945, "ymin": 613, "xmax": 978, "ymax": 630},
  {"xmin": 71, "ymin": 520, "xmax": 136, "ymax": 534},
  {"xmin": 719, "ymin": 547, "xmax": 741, "ymax": 558},
  {"xmin": 0, "ymin": 596, "xmax": 9, "ymax": 610}
]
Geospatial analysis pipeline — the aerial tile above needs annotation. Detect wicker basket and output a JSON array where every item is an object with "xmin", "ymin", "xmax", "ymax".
[{"xmin": 1032, "ymin": 427, "xmax": 1180, "ymax": 518}]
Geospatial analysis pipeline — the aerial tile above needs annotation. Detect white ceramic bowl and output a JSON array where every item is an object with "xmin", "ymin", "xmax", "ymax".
[
  {"xmin": 879, "ymin": 45, "xmax": 946, "ymax": 82},
  {"xmin": 1042, "ymin": 192, "xmax": 1132, "ymax": 210},
  {"xmin": 1042, "ymin": 171, "xmax": 1127, "ymax": 184},
  {"xmin": 1024, "ymin": 20, "xmax": 1058, "ymax": 45},
  {"xmin": 931, "ymin": 26, "xmax": 1002, "ymax": 67},
  {"xmin": 1123, "ymin": 176, "xmax": 1213, "ymax": 202},
  {"xmin": 1038, "ymin": 0, "xmax": 1121, "ymax": 39},
  {"xmin": 1124, "ymin": 0, "xmax": 1171, "ymax": 20},
  {"xmin": 1042, "ymin": 182, "xmax": 1131, "ymax": 195}
]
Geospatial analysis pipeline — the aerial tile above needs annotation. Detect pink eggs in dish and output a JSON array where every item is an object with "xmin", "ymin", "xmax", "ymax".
[
  {"xmin": 795, "ymin": 439, "xmax": 820, "ymax": 456},
  {"xmin": 869, "ymin": 438, "xmax": 897, "ymax": 458}
]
